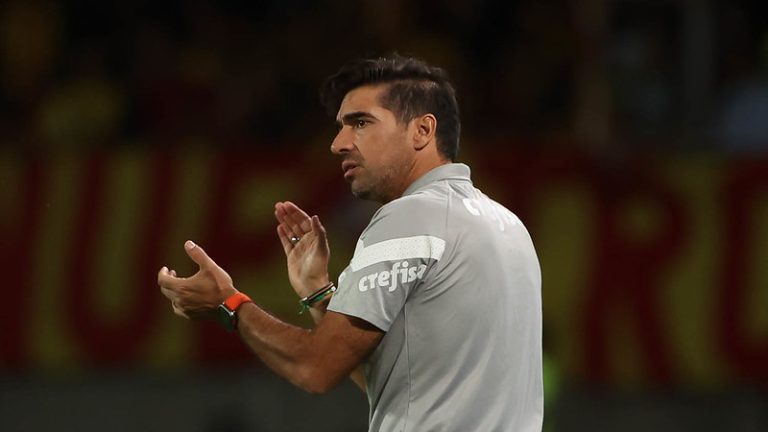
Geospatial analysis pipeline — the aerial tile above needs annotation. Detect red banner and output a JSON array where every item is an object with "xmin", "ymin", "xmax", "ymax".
[{"xmin": 2, "ymin": 149, "xmax": 767, "ymax": 387}]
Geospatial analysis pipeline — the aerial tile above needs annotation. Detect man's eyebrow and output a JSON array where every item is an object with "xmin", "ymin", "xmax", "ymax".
[{"xmin": 336, "ymin": 111, "xmax": 376, "ymax": 127}]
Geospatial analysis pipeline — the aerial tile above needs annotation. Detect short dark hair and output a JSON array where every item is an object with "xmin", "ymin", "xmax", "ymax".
[{"xmin": 320, "ymin": 54, "xmax": 461, "ymax": 161}]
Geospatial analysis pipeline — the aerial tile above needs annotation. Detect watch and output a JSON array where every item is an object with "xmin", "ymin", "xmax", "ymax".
[{"xmin": 216, "ymin": 292, "xmax": 252, "ymax": 332}]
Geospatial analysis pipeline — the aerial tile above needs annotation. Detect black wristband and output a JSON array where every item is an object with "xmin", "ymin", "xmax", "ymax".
[{"xmin": 299, "ymin": 282, "xmax": 336, "ymax": 314}]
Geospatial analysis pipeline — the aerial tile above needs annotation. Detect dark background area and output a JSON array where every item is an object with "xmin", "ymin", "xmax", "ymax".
[{"xmin": 3, "ymin": 0, "xmax": 767, "ymax": 155}]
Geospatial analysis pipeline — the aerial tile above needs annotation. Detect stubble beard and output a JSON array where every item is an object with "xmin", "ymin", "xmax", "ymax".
[
  {"xmin": 350, "ymin": 182, "xmax": 371, "ymax": 200},
  {"xmin": 350, "ymin": 163, "xmax": 402, "ymax": 203}
]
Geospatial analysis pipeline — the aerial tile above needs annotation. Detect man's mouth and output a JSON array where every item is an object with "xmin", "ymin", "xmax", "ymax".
[{"xmin": 342, "ymin": 161, "xmax": 359, "ymax": 180}]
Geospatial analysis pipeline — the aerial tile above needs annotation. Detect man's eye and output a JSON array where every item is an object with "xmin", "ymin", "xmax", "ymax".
[{"xmin": 354, "ymin": 119, "xmax": 367, "ymax": 128}]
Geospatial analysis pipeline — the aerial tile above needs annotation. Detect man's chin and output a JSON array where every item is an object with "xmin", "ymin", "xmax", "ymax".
[
  {"xmin": 351, "ymin": 187, "xmax": 371, "ymax": 200},
  {"xmin": 350, "ymin": 181, "xmax": 374, "ymax": 200}
]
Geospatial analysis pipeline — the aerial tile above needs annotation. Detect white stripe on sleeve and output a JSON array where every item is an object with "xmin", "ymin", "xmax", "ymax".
[{"xmin": 350, "ymin": 235, "xmax": 446, "ymax": 272}]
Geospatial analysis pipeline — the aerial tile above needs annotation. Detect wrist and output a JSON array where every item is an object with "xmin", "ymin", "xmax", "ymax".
[
  {"xmin": 221, "ymin": 285, "xmax": 238, "ymax": 302},
  {"xmin": 299, "ymin": 282, "xmax": 336, "ymax": 315},
  {"xmin": 216, "ymin": 291, "xmax": 252, "ymax": 332},
  {"xmin": 312, "ymin": 296, "xmax": 331, "ymax": 312},
  {"xmin": 297, "ymin": 277, "xmax": 330, "ymax": 297}
]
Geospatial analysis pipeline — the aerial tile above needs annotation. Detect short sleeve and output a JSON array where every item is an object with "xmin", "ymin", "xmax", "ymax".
[{"xmin": 327, "ymin": 195, "xmax": 447, "ymax": 331}]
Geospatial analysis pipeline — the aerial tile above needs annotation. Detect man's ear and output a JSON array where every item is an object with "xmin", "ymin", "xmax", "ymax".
[{"xmin": 412, "ymin": 114, "xmax": 437, "ymax": 151}]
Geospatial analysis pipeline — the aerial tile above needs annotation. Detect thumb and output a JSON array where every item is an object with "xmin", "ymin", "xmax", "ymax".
[
  {"xmin": 184, "ymin": 240, "xmax": 213, "ymax": 269},
  {"xmin": 311, "ymin": 215, "xmax": 328, "ymax": 244}
]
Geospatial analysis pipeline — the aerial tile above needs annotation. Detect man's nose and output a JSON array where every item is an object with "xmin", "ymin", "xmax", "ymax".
[{"xmin": 330, "ymin": 128, "xmax": 353, "ymax": 154}]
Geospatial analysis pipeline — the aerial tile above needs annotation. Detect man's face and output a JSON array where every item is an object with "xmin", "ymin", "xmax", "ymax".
[{"xmin": 331, "ymin": 84, "xmax": 412, "ymax": 203}]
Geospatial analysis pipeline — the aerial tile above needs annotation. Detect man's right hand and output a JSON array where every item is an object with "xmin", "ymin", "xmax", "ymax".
[{"xmin": 274, "ymin": 201, "xmax": 331, "ymax": 298}]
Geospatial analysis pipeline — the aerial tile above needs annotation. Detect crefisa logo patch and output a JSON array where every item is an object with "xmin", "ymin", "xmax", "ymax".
[{"xmin": 358, "ymin": 261, "xmax": 427, "ymax": 292}]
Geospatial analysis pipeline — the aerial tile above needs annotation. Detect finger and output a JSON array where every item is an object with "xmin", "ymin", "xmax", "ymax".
[
  {"xmin": 184, "ymin": 240, "xmax": 216, "ymax": 270},
  {"xmin": 158, "ymin": 266, "xmax": 169, "ymax": 285},
  {"xmin": 283, "ymin": 201, "xmax": 312, "ymax": 233},
  {"xmin": 158, "ymin": 267, "xmax": 184, "ymax": 289},
  {"xmin": 275, "ymin": 203, "xmax": 302, "ymax": 239},
  {"xmin": 171, "ymin": 302, "xmax": 190, "ymax": 319},
  {"xmin": 311, "ymin": 215, "xmax": 328, "ymax": 245},
  {"xmin": 160, "ymin": 285, "xmax": 178, "ymax": 302},
  {"xmin": 274, "ymin": 202, "xmax": 288, "ymax": 225},
  {"xmin": 276, "ymin": 201, "xmax": 309, "ymax": 236},
  {"xmin": 276, "ymin": 224, "xmax": 293, "ymax": 255},
  {"xmin": 158, "ymin": 266, "xmax": 181, "ymax": 288}
]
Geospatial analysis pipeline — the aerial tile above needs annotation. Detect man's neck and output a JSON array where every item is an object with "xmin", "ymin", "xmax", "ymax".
[{"xmin": 381, "ymin": 158, "xmax": 450, "ymax": 204}]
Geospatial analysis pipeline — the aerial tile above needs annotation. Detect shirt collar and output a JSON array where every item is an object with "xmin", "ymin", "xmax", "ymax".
[{"xmin": 403, "ymin": 163, "xmax": 472, "ymax": 196}]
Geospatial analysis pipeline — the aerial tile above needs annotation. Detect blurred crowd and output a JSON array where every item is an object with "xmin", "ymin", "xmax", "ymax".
[{"xmin": 1, "ymin": 0, "xmax": 767, "ymax": 155}]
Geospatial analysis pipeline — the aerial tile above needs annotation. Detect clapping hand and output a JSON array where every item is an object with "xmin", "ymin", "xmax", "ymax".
[
  {"xmin": 274, "ymin": 201, "xmax": 331, "ymax": 298},
  {"xmin": 158, "ymin": 240, "xmax": 237, "ymax": 320}
]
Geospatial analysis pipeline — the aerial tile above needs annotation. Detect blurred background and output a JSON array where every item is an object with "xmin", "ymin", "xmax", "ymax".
[{"xmin": 1, "ymin": 0, "xmax": 767, "ymax": 430}]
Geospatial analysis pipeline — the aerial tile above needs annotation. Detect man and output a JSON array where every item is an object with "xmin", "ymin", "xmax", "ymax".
[{"xmin": 159, "ymin": 54, "xmax": 543, "ymax": 431}]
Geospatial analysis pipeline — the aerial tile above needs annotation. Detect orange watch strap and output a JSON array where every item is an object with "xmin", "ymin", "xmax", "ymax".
[{"xmin": 223, "ymin": 292, "xmax": 252, "ymax": 311}]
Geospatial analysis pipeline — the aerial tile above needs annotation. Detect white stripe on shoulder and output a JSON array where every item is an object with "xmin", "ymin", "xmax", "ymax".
[{"xmin": 350, "ymin": 235, "xmax": 446, "ymax": 272}]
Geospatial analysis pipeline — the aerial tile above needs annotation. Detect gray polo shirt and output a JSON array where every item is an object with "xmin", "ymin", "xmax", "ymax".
[{"xmin": 328, "ymin": 163, "xmax": 543, "ymax": 432}]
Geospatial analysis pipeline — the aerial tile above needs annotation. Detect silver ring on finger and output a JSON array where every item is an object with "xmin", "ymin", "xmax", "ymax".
[{"xmin": 290, "ymin": 236, "xmax": 301, "ymax": 245}]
